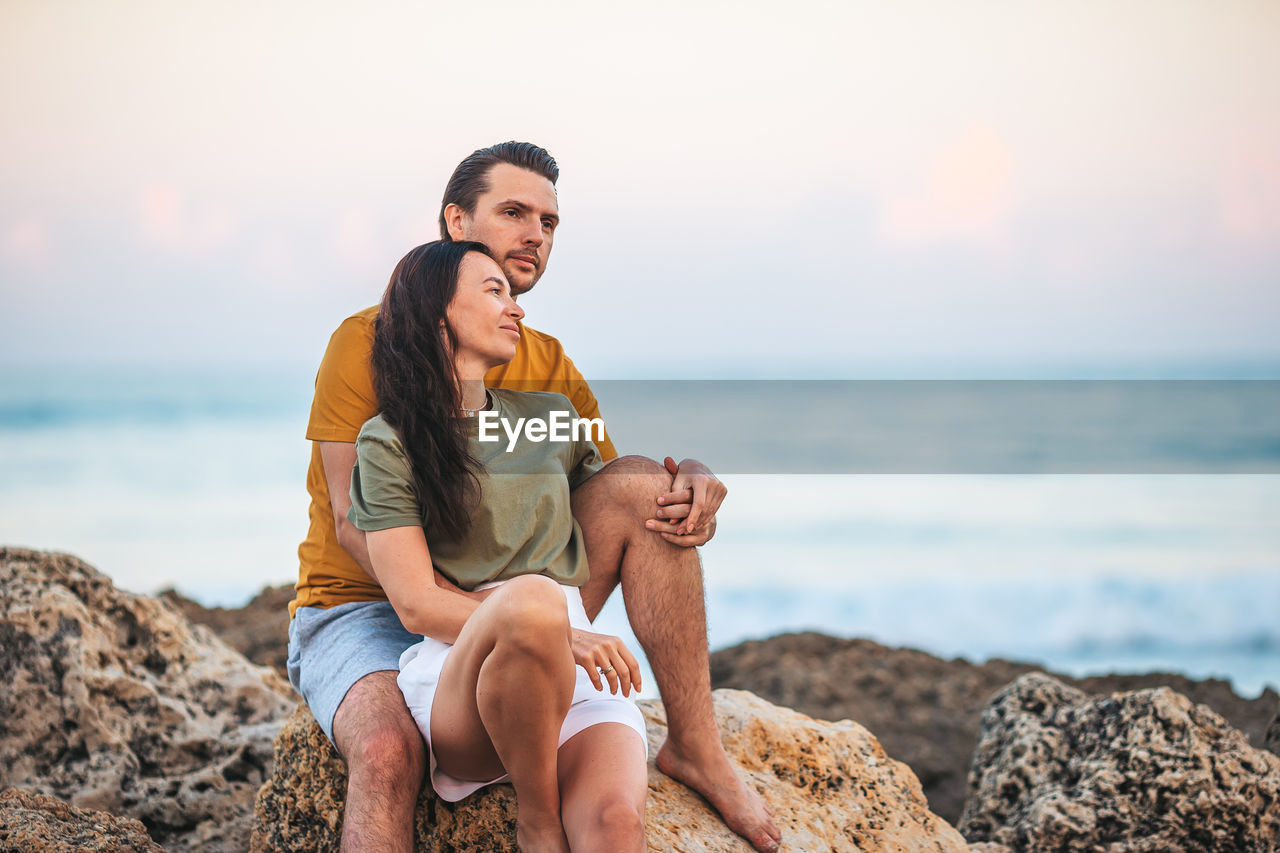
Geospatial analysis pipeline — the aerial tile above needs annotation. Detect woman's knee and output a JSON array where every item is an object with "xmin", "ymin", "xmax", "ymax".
[
  {"xmin": 490, "ymin": 575, "xmax": 570, "ymax": 653},
  {"xmin": 591, "ymin": 795, "xmax": 646, "ymax": 841}
]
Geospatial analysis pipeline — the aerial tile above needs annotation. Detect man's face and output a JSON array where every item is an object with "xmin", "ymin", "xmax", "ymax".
[{"xmin": 447, "ymin": 163, "xmax": 559, "ymax": 297}]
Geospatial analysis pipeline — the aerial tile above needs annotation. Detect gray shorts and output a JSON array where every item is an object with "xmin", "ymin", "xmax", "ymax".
[{"xmin": 287, "ymin": 600, "xmax": 420, "ymax": 744}]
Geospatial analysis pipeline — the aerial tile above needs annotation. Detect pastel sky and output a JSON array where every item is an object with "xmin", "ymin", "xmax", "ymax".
[{"xmin": 2, "ymin": 0, "xmax": 1278, "ymax": 377}]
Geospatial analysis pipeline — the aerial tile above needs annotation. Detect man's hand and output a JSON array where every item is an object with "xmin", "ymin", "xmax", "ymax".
[
  {"xmin": 433, "ymin": 569, "xmax": 499, "ymax": 603},
  {"xmin": 569, "ymin": 627, "xmax": 642, "ymax": 696},
  {"xmin": 643, "ymin": 456, "xmax": 726, "ymax": 547}
]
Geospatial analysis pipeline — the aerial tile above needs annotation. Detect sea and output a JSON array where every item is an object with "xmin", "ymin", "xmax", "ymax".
[{"xmin": 2, "ymin": 366, "xmax": 1277, "ymax": 700}]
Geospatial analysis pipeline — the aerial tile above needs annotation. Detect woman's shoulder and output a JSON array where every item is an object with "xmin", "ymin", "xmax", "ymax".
[{"xmin": 356, "ymin": 414, "xmax": 402, "ymax": 449}]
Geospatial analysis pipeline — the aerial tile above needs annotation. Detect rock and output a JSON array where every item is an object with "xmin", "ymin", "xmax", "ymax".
[
  {"xmin": 0, "ymin": 787, "xmax": 164, "ymax": 852},
  {"xmin": 0, "ymin": 547, "xmax": 297, "ymax": 852},
  {"xmin": 251, "ymin": 690, "xmax": 972, "ymax": 852},
  {"xmin": 160, "ymin": 584, "xmax": 295, "ymax": 677},
  {"xmin": 711, "ymin": 633, "xmax": 1033, "ymax": 823},
  {"xmin": 959, "ymin": 672, "xmax": 1280, "ymax": 852},
  {"xmin": 709, "ymin": 631, "xmax": 1280, "ymax": 824},
  {"xmin": 1267, "ymin": 710, "xmax": 1280, "ymax": 757}
]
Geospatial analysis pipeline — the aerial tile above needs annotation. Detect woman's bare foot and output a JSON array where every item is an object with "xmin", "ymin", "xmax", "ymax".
[
  {"xmin": 515, "ymin": 813, "xmax": 571, "ymax": 853},
  {"xmin": 656, "ymin": 738, "xmax": 782, "ymax": 853}
]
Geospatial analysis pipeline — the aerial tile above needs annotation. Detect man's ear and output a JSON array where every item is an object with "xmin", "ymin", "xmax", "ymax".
[{"xmin": 443, "ymin": 203, "xmax": 467, "ymax": 241}]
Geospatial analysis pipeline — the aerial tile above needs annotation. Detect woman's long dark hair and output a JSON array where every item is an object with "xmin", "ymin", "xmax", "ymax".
[{"xmin": 371, "ymin": 240, "xmax": 492, "ymax": 541}]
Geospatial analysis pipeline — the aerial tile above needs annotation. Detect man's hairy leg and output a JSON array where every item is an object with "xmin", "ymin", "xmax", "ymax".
[
  {"xmin": 331, "ymin": 671, "xmax": 426, "ymax": 853},
  {"xmin": 573, "ymin": 456, "xmax": 781, "ymax": 853}
]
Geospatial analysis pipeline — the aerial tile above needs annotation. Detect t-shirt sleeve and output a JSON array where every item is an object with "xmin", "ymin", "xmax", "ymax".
[
  {"xmin": 559, "ymin": 355, "xmax": 618, "ymax": 462},
  {"xmin": 567, "ymin": 424, "xmax": 605, "ymax": 490},
  {"xmin": 307, "ymin": 314, "xmax": 378, "ymax": 443},
  {"xmin": 348, "ymin": 429, "xmax": 424, "ymax": 531}
]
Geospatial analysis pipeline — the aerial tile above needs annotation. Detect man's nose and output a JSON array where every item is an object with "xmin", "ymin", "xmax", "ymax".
[{"xmin": 522, "ymin": 219, "xmax": 543, "ymax": 246}]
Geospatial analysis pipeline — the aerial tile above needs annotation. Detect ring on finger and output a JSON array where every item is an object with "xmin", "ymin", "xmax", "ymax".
[{"xmin": 599, "ymin": 665, "xmax": 615, "ymax": 675}]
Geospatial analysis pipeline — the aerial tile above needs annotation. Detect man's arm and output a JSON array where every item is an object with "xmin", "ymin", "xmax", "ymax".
[
  {"xmin": 320, "ymin": 439, "xmax": 482, "ymax": 595},
  {"xmin": 319, "ymin": 440, "xmax": 376, "ymax": 578},
  {"xmin": 562, "ymin": 369, "xmax": 724, "ymax": 545},
  {"xmin": 507, "ymin": 330, "xmax": 722, "ymax": 545}
]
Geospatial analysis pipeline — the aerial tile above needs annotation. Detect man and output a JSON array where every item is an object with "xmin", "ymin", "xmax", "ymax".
[{"xmin": 289, "ymin": 141, "xmax": 781, "ymax": 852}]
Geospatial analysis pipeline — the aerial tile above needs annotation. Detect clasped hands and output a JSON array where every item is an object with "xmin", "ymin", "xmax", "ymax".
[{"xmin": 644, "ymin": 456, "xmax": 727, "ymax": 548}]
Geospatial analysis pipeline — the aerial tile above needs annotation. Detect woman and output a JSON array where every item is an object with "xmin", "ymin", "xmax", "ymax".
[{"xmin": 347, "ymin": 240, "xmax": 649, "ymax": 853}]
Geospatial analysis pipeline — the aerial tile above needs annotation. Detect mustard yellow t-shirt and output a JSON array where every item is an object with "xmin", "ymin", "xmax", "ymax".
[{"xmin": 292, "ymin": 305, "xmax": 616, "ymax": 617}]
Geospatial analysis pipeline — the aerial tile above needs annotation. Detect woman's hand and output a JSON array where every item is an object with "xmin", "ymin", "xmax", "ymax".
[
  {"xmin": 569, "ymin": 627, "xmax": 642, "ymax": 697},
  {"xmin": 645, "ymin": 456, "xmax": 727, "ymax": 546}
]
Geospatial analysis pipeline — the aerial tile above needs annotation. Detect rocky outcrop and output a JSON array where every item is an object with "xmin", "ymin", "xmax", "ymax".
[
  {"xmin": 251, "ymin": 690, "xmax": 972, "ymax": 852},
  {"xmin": 710, "ymin": 632, "xmax": 1280, "ymax": 823},
  {"xmin": 0, "ymin": 548, "xmax": 297, "ymax": 852},
  {"xmin": 0, "ymin": 787, "xmax": 164, "ymax": 852},
  {"xmin": 959, "ymin": 672, "xmax": 1280, "ymax": 852},
  {"xmin": 160, "ymin": 585, "xmax": 295, "ymax": 678},
  {"xmin": 1267, "ymin": 710, "xmax": 1280, "ymax": 757}
]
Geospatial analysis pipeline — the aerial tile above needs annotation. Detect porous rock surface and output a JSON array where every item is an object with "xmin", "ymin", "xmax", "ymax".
[
  {"xmin": 251, "ymin": 689, "xmax": 972, "ymax": 852},
  {"xmin": 160, "ymin": 584, "xmax": 295, "ymax": 678},
  {"xmin": 0, "ymin": 787, "xmax": 164, "ymax": 852},
  {"xmin": 959, "ymin": 672, "xmax": 1280, "ymax": 852},
  {"xmin": 0, "ymin": 547, "xmax": 296, "ymax": 852},
  {"xmin": 710, "ymin": 631, "xmax": 1280, "ymax": 823}
]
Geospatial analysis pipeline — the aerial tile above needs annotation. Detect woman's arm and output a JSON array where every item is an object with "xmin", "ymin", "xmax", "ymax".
[
  {"xmin": 329, "ymin": 440, "xmax": 489, "ymax": 600},
  {"xmin": 365, "ymin": 524, "xmax": 482, "ymax": 642},
  {"xmin": 373, "ymin": 524, "xmax": 639, "ymax": 691}
]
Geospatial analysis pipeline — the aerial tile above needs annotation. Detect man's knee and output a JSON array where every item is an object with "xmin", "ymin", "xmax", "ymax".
[
  {"xmin": 607, "ymin": 455, "xmax": 667, "ymax": 477},
  {"xmin": 346, "ymin": 722, "xmax": 425, "ymax": 785},
  {"xmin": 333, "ymin": 672, "xmax": 425, "ymax": 779},
  {"xmin": 590, "ymin": 455, "xmax": 670, "ymax": 507}
]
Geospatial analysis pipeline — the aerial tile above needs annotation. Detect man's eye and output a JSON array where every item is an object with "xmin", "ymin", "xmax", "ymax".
[
  {"xmin": 542, "ymin": 220, "xmax": 555, "ymax": 230},
  {"xmin": 505, "ymin": 209, "xmax": 519, "ymax": 218}
]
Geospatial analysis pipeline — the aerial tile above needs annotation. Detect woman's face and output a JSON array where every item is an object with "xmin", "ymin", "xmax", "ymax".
[{"xmin": 445, "ymin": 251, "xmax": 525, "ymax": 371}]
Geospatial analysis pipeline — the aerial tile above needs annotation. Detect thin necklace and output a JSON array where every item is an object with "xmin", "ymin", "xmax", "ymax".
[{"xmin": 461, "ymin": 390, "xmax": 490, "ymax": 418}]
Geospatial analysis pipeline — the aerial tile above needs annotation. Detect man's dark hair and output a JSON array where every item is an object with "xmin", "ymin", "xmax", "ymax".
[{"xmin": 438, "ymin": 141, "xmax": 559, "ymax": 240}]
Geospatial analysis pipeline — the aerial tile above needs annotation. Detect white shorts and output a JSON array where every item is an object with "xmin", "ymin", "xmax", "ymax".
[{"xmin": 396, "ymin": 579, "xmax": 648, "ymax": 802}]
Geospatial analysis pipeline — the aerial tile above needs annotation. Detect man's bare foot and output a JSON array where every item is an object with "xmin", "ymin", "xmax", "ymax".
[
  {"xmin": 515, "ymin": 814, "xmax": 570, "ymax": 853},
  {"xmin": 657, "ymin": 738, "xmax": 782, "ymax": 852}
]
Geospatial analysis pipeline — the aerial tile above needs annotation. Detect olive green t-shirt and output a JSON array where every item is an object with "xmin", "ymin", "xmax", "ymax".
[{"xmin": 348, "ymin": 388, "xmax": 604, "ymax": 591}]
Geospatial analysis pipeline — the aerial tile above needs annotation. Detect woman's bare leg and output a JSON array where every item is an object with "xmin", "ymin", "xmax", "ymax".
[
  {"xmin": 557, "ymin": 724, "xmax": 648, "ymax": 853},
  {"xmin": 428, "ymin": 575, "xmax": 576, "ymax": 853}
]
